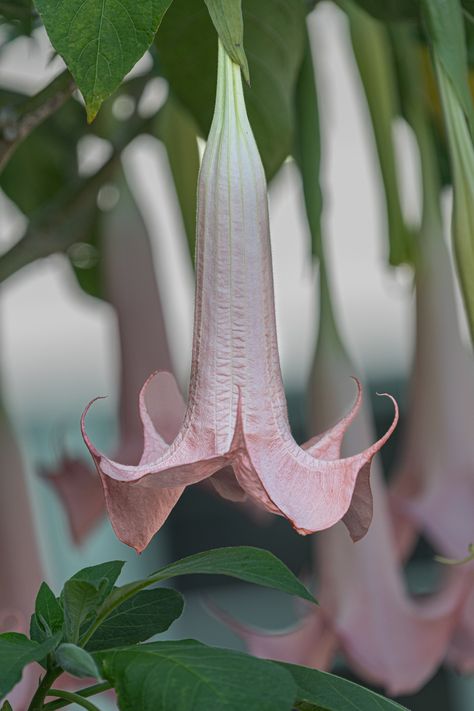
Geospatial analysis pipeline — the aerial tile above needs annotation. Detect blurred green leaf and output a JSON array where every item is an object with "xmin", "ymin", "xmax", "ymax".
[
  {"xmin": 204, "ymin": 0, "xmax": 249, "ymax": 81},
  {"xmin": 86, "ymin": 588, "xmax": 184, "ymax": 652},
  {"xmin": 420, "ymin": 0, "xmax": 474, "ymax": 132},
  {"xmin": 0, "ymin": 93, "xmax": 85, "ymax": 214},
  {"xmin": 294, "ymin": 28, "xmax": 322, "ymax": 259},
  {"xmin": 157, "ymin": 96, "xmax": 199, "ymax": 260},
  {"xmin": 0, "ymin": 633, "xmax": 60, "ymax": 699},
  {"xmin": 282, "ymin": 664, "xmax": 409, "ymax": 710},
  {"xmin": 156, "ymin": 0, "xmax": 306, "ymax": 178},
  {"xmin": 97, "ymin": 639, "xmax": 297, "ymax": 711},
  {"xmin": 352, "ymin": 0, "xmax": 419, "ymax": 22},
  {"xmin": 55, "ymin": 643, "xmax": 101, "ymax": 679},
  {"xmin": 34, "ymin": 0, "xmax": 174, "ymax": 120},
  {"xmin": 343, "ymin": 0, "xmax": 415, "ymax": 265}
]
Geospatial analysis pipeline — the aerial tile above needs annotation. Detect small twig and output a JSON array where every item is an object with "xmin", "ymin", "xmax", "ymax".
[
  {"xmin": 44, "ymin": 689, "xmax": 102, "ymax": 711},
  {"xmin": 0, "ymin": 70, "xmax": 75, "ymax": 172},
  {"xmin": 43, "ymin": 682, "xmax": 112, "ymax": 711}
]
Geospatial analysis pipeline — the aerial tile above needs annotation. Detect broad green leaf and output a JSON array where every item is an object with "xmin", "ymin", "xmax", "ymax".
[
  {"xmin": 62, "ymin": 561, "xmax": 125, "ymax": 643},
  {"xmin": 30, "ymin": 582, "xmax": 64, "ymax": 646},
  {"xmin": 0, "ymin": 632, "xmax": 60, "ymax": 699},
  {"xmin": 1, "ymin": 701, "xmax": 13, "ymax": 711},
  {"xmin": 343, "ymin": 0, "xmax": 415, "ymax": 265},
  {"xmin": 156, "ymin": 0, "xmax": 306, "ymax": 178},
  {"xmin": 86, "ymin": 588, "xmax": 184, "ymax": 652},
  {"xmin": 85, "ymin": 547, "xmax": 315, "ymax": 647},
  {"xmin": 156, "ymin": 96, "xmax": 200, "ymax": 260},
  {"xmin": 55, "ymin": 643, "xmax": 101, "ymax": 679},
  {"xmin": 420, "ymin": 0, "xmax": 474, "ymax": 133},
  {"xmin": 35, "ymin": 582, "xmax": 64, "ymax": 635},
  {"xmin": 66, "ymin": 561, "xmax": 125, "ymax": 595},
  {"xmin": 294, "ymin": 28, "xmax": 322, "ymax": 259},
  {"xmin": 34, "ymin": 0, "xmax": 175, "ymax": 120},
  {"xmin": 281, "ymin": 664, "xmax": 409, "ymax": 711},
  {"xmin": 63, "ymin": 580, "xmax": 107, "ymax": 644},
  {"xmin": 151, "ymin": 547, "xmax": 315, "ymax": 601},
  {"xmin": 203, "ymin": 0, "xmax": 249, "ymax": 82},
  {"xmin": 98, "ymin": 639, "xmax": 296, "ymax": 711}
]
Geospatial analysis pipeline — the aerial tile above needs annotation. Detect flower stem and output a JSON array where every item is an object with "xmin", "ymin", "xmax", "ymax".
[
  {"xmin": 44, "ymin": 689, "xmax": 103, "ymax": 711},
  {"xmin": 27, "ymin": 669, "xmax": 62, "ymax": 711},
  {"xmin": 43, "ymin": 683, "xmax": 112, "ymax": 711}
]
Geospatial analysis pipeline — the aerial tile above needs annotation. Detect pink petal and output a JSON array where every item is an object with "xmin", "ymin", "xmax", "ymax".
[
  {"xmin": 41, "ymin": 456, "xmax": 104, "ymax": 545},
  {"xmin": 0, "ymin": 413, "xmax": 44, "ymax": 707},
  {"xmin": 211, "ymin": 603, "xmax": 337, "ymax": 670}
]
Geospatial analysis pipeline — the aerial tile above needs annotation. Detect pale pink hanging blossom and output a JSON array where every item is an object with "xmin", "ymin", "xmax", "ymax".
[
  {"xmin": 218, "ymin": 266, "xmax": 468, "ymax": 695},
  {"xmin": 0, "ymin": 407, "xmax": 44, "ymax": 708},
  {"xmin": 43, "ymin": 170, "xmax": 183, "ymax": 544},
  {"xmin": 82, "ymin": 43, "xmax": 398, "ymax": 553},
  {"xmin": 390, "ymin": 219, "xmax": 474, "ymax": 673}
]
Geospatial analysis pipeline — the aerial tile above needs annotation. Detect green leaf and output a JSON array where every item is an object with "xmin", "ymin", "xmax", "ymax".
[
  {"xmin": 352, "ymin": 0, "xmax": 419, "ymax": 21},
  {"xmin": 0, "ymin": 633, "xmax": 60, "ymax": 699},
  {"xmin": 281, "ymin": 664, "xmax": 409, "ymax": 711},
  {"xmin": 34, "ymin": 0, "xmax": 175, "ymax": 120},
  {"xmin": 294, "ymin": 28, "xmax": 322, "ymax": 259},
  {"xmin": 420, "ymin": 0, "xmax": 474, "ymax": 133},
  {"xmin": 0, "ymin": 93, "xmax": 84, "ymax": 215},
  {"xmin": 156, "ymin": 96, "xmax": 200, "ymax": 261},
  {"xmin": 156, "ymin": 0, "xmax": 306, "ymax": 178},
  {"xmin": 203, "ymin": 0, "xmax": 249, "ymax": 82},
  {"xmin": 35, "ymin": 582, "xmax": 64, "ymax": 636},
  {"xmin": 1, "ymin": 701, "xmax": 13, "ymax": 711},
  {"xmin": 343, "ymin": 0, "xmax": 415, "ymax": 265},
  {"xmin": 55, "ymin": 643, "xmax": 101, "ymax": 679},
  {"xmin": 63, "ymin": 581, "xmax": 107, "ymax": 644},
  {"xmin": 67, "ymin": 560, "xmax": 125, "ymax": 595},
  {"xmin": 86, "ymin": 588, "xmax": 184, "ymax": 652},
  {"xmin": 61, "ymin": 561, "xmax": 124, "ymax": 643},
  {"xmin": 151, "ymin": 546, "xmax": 316, "ymax": 601},
  {"xmin": 98, "ymin": 639, "xmax": 296, "ymax": 711},
  {"xmin": 84, "ymin": 547, "xmax": 315, "ymax": 648}
]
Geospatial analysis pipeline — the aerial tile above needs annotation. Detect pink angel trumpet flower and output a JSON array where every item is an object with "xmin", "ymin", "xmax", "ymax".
[
  {"xmin": 82, "ymin": 41, "xmax": 398, "ymax": 553},
  {"xmin": 390, "ymin": 217, "xmax": 474, "ymax": 672},
  {"xmin": 0, "ymin": 405, "xmax": 45, "ymax": 708},
  {"xmin": 220, "ymin": 265, "xmax": 468, "ymax": 695},
  {"xmin": 43, "ymin": 169, "xmax": 183, "ymax": 545}
]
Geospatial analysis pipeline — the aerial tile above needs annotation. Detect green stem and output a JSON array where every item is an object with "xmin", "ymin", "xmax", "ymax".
[
  {"xmin": 0, "ymin": 70, "xmax": 75, "ymax": 172},
  {"xmin": 43, "ymin": 683, "xmax": 112, "ymax": 711},
  {"xmin": 27, "ymin": 669, "xmax": 62, "ymax": 711},
  {"xmin": 45, "ymin": 690, "xmax": 102, "ymax": 711}
]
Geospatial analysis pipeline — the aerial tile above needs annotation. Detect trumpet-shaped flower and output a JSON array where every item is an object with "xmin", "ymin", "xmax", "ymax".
[
  {"xmin": 43, "ymin": 170, "xmax": 182, "ymax": 544},
  {"xmin": 0, "ymin": 406, "xmax": 44, "ymax": 708},
  {"xmin": 391, "ymin": 220, "xmax": 474, "ymax": 672},
  {"xmin": 83, "ymin": 42, "xmax": 398, "ymax": 553},
  {"xmin": 218, "ymin": 265, "xmax": 468, "ymax": 695}
]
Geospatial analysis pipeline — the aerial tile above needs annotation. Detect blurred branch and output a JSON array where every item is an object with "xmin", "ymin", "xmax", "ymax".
[
  {"xmin": 0, "ymin": 114, "xmax": 155, "ymax": 283},
  {"xmin": 0, "ymin": 70, "xmax": 75, "ymax": 172}
]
